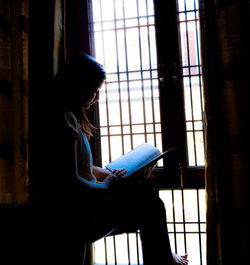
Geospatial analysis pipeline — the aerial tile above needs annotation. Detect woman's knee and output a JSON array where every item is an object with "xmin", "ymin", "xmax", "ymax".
[
  {"xmin": 138, "ymin": 195, "xmax": 166, "ymax": 223},
  {"xmin": 150, "ymin": 195, "xmax": 166, "ymax": 214}
]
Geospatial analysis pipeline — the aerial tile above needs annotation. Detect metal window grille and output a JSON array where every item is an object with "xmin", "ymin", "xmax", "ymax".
[
  {"xmin": 177, "ymin": 0, "xmax": 205, "ymax": 166},
  {"xmin": 89, "ymin": 0, "xmax": 205, "ymax": 167},
  {"xmin": 89, "ymin": 0, "xmax": 162, "ymax": 166},
  {"xmin": 94, "ymin": 189, "xmax": 206, "ymax": 265},
  {"xmin": 88, "ymin": 0, "xmax": 206, "ymax": 264}
]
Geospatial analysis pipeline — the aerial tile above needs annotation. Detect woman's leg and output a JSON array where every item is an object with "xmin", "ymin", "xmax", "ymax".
[
  {"xmin": 124, "ymin": 186, "xmax": 188, "ymax": 265},
  {"xmin": 138, "ymin": 195, "xmax": 174, "ymax": 265},
  {"xmin": 118, "ymin": 187, "xmax": 174, "ymax": 265},
  {"xmin": 84, "ymin": 183, "xmax": 174, "ymax": 264},
  {"xmin": 83, "ymin": 183, "xmax": 188, "ymax": 265}
]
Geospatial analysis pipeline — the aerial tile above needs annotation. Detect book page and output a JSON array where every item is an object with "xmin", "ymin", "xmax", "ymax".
[{"xmin": 105, "ymin": 143, "xmax": 161, "ymax": 176}]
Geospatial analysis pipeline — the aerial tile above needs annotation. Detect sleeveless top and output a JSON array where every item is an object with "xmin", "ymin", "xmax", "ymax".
[{"xmin": 64, "ymin": 111, "xmax": 96, "ymax": 182}]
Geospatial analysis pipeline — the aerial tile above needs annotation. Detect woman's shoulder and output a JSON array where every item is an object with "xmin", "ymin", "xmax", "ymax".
[
  {"xmin": 64, "ymin": 111, "xmax": 79, "ymax": 129},
  {"xmin": 63, "ymin": 111, "xmax": 82, "ymax": 137},
  {"xmin": 46, "ymin": 111, "xmax": 81, "ymax": 138}
]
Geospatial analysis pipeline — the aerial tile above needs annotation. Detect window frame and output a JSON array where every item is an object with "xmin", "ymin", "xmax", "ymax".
[
  {"xmin": 80, "ymin": 0, "xmax": 205, "ymax": 188},
  {"xmin": 154, "ymin": 0, "xmax": 204, "ymax": 188}
]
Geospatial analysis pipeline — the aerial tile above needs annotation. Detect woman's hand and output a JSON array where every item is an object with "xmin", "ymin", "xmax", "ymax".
[
  {"xmin": 103, "ymin": 168, "xmax": 127, "ymax": 190},
  {"xmin": 112, "ymin": 168, "xmax": 127, "ymax": 178}
]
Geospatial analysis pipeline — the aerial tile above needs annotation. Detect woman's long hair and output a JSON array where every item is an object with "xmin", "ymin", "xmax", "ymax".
[{"xmin": 51, "ymin": 53, "xmax": 106, "ymax": 136}]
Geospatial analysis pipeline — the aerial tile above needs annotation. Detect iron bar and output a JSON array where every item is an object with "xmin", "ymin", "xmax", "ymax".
[
  {"xmin": 98, "ymin": 0, "xmax": 112, "ymax": 163},
  {"xmin": 113, "ymin": 235, "xmax": 118, "ymax": 265},
  {"xmin": 183, "ymin": 0, "xmax": 198, "ymax": 166},
  {"xmin": 135, "ymin": 231, "xmax": 140, "ymax": 265},
  {"xmin": 197, "ymin": 189, "xmax": 203, "ymax": 265},
  {"xmin": 145, "ymin": 0, "xmax": 157, "ymax": 147},
  {"xmin": 136, "ymin": 0, "xmax": 147, "ymax": 143},
  {"xmin": 193, "ymin": 0, "xmax": 205, "ymax": 152},
  {"xmin": 181, "ymin": 189, "xmax": 187, "ymax": 253},
  {"xmin": 113, "ymin": 0, "xmax": 125, "ymax": 156},
  {"xmin": 172, "ymin": 189, "xmax": 178, "ymax": 253},
  {"xmin": 126, "ymin": 233, "xmax": 131, "ymax": 265},
  {"xmin": 104, "ymin": 237, "xmax": 108, "ymax": 265},
  {"xmin": 122, "ymin": 0, "xmax": 133, "ymax": 150}
]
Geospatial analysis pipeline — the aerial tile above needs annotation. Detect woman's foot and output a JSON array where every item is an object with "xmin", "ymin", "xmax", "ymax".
[{"xmin": 172, "ymin": 253, "xmax": 189, "ymax": 265}]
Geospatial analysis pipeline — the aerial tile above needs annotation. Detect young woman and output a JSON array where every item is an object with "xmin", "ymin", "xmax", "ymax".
[{"xmin": 37, "ymin": 53, "xmax": 188, "ymax": 265}]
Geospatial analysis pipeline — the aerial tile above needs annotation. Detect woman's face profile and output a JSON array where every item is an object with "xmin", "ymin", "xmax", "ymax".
[{"xmin": 83, "ymin": 80, "xmax": 105, "ymax": 109}]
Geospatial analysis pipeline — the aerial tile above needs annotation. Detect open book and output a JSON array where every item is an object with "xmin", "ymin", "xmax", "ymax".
[{"xmin": 105, "ymin": 143, "xmax": 175, "ymax": 179}]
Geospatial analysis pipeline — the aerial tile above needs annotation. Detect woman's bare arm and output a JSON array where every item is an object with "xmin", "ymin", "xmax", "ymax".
[
  {"xmin": 69, "ymin": 136, "xmax": 126, "ymax": 191},
  {"xmin": 68, "ymin": 135, "xmax": 108, "ymax": 191},
  {"xmin": 92, "ymin": 166, "xmax": 111, "ymax": 182}
]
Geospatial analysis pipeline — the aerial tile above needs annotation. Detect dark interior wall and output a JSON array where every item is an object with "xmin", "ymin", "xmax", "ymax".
[
  {"xmin": 28, "ymin": 0, "xmax": 92, "ymax": 199},
  {"xmin": 200, "ymin": 0, "xmax": 250, "ymax": 264},
  {"xmin": 65, "ymin": 0, "xmax": 90, "ymax": 59},
  {"xmin": 28, "ymin": 0, "xmax": 55, "ymax": 200},
  {"xmin": 0, "ymin": 0, "xmax": 29, "ymax": 203}
]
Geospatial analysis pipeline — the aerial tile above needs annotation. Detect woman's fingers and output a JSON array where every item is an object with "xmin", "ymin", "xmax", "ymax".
[
  {"xmin": 119, "ymin": 168, "xmax": 127, "ymax": 176},
  {"xmin": 112, "ymin": 168, "xmax": 127, "ymax": 177}
]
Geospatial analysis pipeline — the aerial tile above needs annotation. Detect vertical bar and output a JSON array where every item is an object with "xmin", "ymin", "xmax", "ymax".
[
  {"xmin": 105, "ymin": 82, "xmax": 112, "ymax": 163},
  {"xmin": 122, "ymin": 0, "xmax": 134, "ymax": 150},
  {"xmin": 172, "ymin": 189, "xmax": 178, "ymax": 253},
  {"xmin": 113, "ymin": 235, "xmax": 117, "ymax": 265},
  {"xmin": 104, "ymin": 237, "xmax": 108, "ymax": 265},
  {"xmin": 181, "ymin": 188, "xmax": 187, "ymax": 253},
  {"xmin": 127, "ymin": 233, "xmax": 131, "ymax": 265},
  {"xmin": 113, "ymin": 0, "xmax": 125, "ymax": 155},
  {"xmin": 136, "ymin": 0, "xmax": 147, "ymax": 143},
  {"xmin": 193, "ymin": 0, "xmax": 205, "ymax": 150},
  {"xmin": 99, "ymin": 0, "xmax": 112, "ymax": 162},
  {"xmin": 145, "ymin": 0, "xmax": 157, "ymax": 147},
  {"xmin": 181, "ymin": 0, "xmax": 197, "ymax": 165},
  {"xmin": 136, "ymin": 231, "xmax": 140, "ymax": 265},
  {"xmin": 197, "ymin": 189, "xmax": 203, "ymax": 265}
]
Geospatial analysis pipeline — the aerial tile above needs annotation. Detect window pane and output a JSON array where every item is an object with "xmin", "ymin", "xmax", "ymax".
[
  {"xmin": 95, "ymin": 189, "xmax": 206, "ymax": 265},
  {"xmin": 177, "ymin": 0, "xmax": 205, "ymax": 166},
  {"xmin": 90, "ymin": 0, "xmax": 162, "ymax": 164}
]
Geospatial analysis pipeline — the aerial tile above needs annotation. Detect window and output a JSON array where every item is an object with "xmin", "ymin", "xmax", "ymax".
[
  {"xmin": 177, "ymin": 0, "xmax": 205, "ymax": 167},
  {"xmin": 89, "ymin": 0, "xmax": 163, "ymax": 167},
  {"xmin": 94, "ymin": 188, "xmax": 206, "ymax": 265},
  {"xmin": 85, "ymin": 1, "xmax": 206, "ymax": 264},
  {"xmin": 88, "ymin": 0, "xmax": 205, "ymax": 187}
]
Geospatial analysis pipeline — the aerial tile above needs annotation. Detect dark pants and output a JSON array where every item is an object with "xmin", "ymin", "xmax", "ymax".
[
  {"xmin": 81, "ymin": 183, "xmax": 174, "ymax": 265},
  {"xmin": 30, "ymin": 182, "xmax": 174, "ymax": 265}
]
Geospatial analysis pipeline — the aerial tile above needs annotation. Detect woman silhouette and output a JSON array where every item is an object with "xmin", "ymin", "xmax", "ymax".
[{"xmin": 36, "ymin": 53, "xmax": 188, "ymax": 265}]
